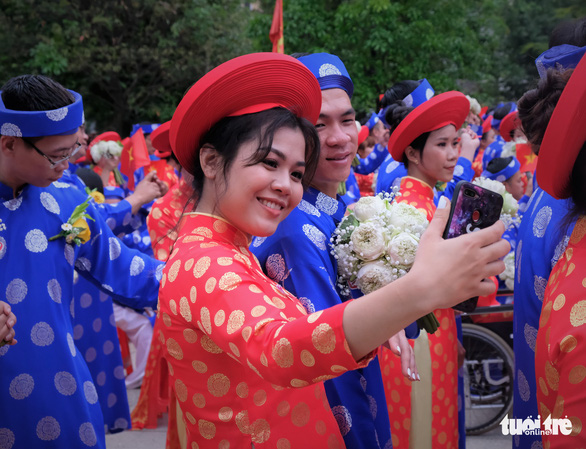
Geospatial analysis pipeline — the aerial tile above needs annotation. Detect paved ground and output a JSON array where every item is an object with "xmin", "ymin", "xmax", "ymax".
[{"xmin": 106, "ymin": 388, "xmax": 512, "ymax": 448}]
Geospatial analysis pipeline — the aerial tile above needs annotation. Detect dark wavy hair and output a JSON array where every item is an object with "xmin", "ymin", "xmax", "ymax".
[{"xmin": 189, "ymin": 107, "xmax": 320, "ymax": 201}]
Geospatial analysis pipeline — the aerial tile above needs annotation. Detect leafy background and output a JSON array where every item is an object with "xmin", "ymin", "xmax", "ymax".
[{"xmin": 1, "ymin": 0, "xmax": 583, "ymax": 133}]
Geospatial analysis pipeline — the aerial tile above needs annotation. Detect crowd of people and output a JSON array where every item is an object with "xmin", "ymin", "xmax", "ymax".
[{"xmin": 0, "ymin": 15, "xmax": 585, "ymax": 449}]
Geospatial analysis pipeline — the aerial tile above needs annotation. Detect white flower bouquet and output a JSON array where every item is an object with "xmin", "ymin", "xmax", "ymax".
[
  {"xmin": 499, "ymin": 251, "xmax": 515, "ymax": 291},
  {"xmin": 90, "ymin": 140, "xmax": 123, "ymax": 163},
  {"xmin": 331, "ymin": 194, "xmax": 439, "ymax": 334}
]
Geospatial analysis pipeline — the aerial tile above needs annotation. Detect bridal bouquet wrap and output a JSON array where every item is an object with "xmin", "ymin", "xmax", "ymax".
[{"xmin": 331, "ymin": 194, "xmax": 439, "ymax": 334}]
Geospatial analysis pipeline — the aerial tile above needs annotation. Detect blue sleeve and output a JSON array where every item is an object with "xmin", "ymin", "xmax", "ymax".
[
  {"xmin": 340, "ymin": 170, "xmax": 360, "ymax": 206},
  {"xmin": 353, "ymin": 144, "xmax": 388, "ymax": 175},
  {"xmin": 75, "ymin": 193, "xmax": 162, "ymax": 310}
]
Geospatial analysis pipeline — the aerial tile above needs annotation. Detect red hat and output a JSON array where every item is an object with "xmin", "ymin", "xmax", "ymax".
[
  {"xmin": 499, "ymin": 111, "xmax": 521, "ymax": 142},
  {"xmin": 388, "ymin": 91, "xmax": 469, "ymax": 161},
  {"xmin": 358, "ymin": 124, "xmax": 369, "ymax": 146},
  {"xmin": 537, "ymin": 54, "xmax": 586, "ymax": 199},
  {"xmin": 151, "ymin": 121, "xmax": 172, "ymax": 158},
  {"xmin": 481, "ymin": 115, "xmax": 493, "ymax": 135},
  {"xmin": 480, "ymin": 105, "xmax": 489, "ymax": 118},
  {"xmin": 88, "ymin": 131, "xmax": 121, "ymax": 150},
  {"xmin": 170, "ymin": 53, "xmax": 322, "ymax": 174}
]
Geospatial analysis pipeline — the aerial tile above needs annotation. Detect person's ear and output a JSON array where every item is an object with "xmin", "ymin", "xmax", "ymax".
[
  {"xmin": 405, "ymin": 146, "xmax": 420, "ymax": 165},
  {"xmin": 199, "ymin": 144, "xmax": 221, "ymax": 180},
  {"xmin": 0, "ymin": 136, "xmax": 18, "ymax": 155}
]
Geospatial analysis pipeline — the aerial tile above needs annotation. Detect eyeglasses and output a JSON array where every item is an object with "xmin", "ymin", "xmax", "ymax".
[{"xmin": 22, "ymin": 138, "xmax": 83, "ymax": 168}]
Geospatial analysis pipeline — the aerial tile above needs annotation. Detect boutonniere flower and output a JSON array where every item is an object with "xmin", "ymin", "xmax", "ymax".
[
  {"xmin": 49, "ymin": 196, "xmax": 95, "ymax": 245},
  {"xmin": 85, "ymin": 187, "xmax": 105, "ymax": 204}
]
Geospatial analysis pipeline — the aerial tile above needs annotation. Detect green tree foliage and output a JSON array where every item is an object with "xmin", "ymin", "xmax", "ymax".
[
  {"xmin": 249, "ymin": 0, "xmax": 584, "ymax": 117},
  {"xmin": 0, "ymin": 0, "xmax": 251, "ymax": 134}
]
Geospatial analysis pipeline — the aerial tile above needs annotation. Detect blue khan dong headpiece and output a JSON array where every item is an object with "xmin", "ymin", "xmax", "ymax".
[
  {"xmin": 481, "ymin": 156, "xmax": 521, "ymax": 182},
  {"xmin": 377, "ymin": 78, "xmax": 435, "ymax": 126},
  {"xmin": 535, "ymin": 44, "xmax": 586, "ymax": 80},
  {"xmin": 297, "ymin": 53, "xmax": 354, "ymax": 99},
  {"xmin": 366, "ymin": 112, "xmax": 380, "ymax": 130},
  {"xmin": 131, "ymin": 123, "xmax": 161, "ymax": 137},
  {"xmin": 0, "ymin": 90, "xmax": 83, "ymax": 137}
]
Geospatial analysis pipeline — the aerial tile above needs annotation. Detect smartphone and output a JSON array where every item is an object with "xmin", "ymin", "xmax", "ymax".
[{"xmin": 443, "ymin": 181, "xmax": 503, "ymax": 313}]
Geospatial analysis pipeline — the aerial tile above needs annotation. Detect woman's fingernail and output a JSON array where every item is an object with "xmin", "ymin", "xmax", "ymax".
[
  {"xmin": 408, "ymin": 368, "xmax": 411, "ymax": 377},
  {"xmin": 417, "ymin": 374, "xmax": 421, "ymax": 381},
  {"xmin": 396, "ymin": 345, "xmax": 401, "ymax": 355},
  {"xmin": 438, "ymin": 196, "xmax": 448, "ymax": 209},
  {"xmin": 412, "ymin": 373, "xmax": 417, "ymax": 380}
]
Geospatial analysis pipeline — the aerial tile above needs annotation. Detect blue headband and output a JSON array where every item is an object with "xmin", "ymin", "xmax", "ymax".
[
  {"xmin": 131, "ymin": 123, "xmax": 161, "ymax": 137},
  {"xmin": 536, "ymin": 44, "xmax": 586, "ymax": 80},
  {"xmin": 482, "ymin": 157, "xmax": 520, "ymax": 182},
  {"xmin": 297, "ymin": 53, "xmax": 354, "ymax": 98},
  {"xmin": 491, "ymin": 103, "xmax": 517, "ymax": 131},
  {"xmin": 402, "ymin": 79, "xmax": 434, "ymax": 108},
  {"xmin": 378, "ymin": 79, "xmax": 435, "ymax": 126},
  {"xmin": 366, "ymin": 112, "xmax": 379, "ymax": 130},
  {"xmin": 0, "ymin": 90, "xmax": 83, "ymax": 137}
]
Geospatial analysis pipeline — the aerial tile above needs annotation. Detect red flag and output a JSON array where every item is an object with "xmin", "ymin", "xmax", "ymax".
[
  {"xmin": 516, "ymin": 143, "xmax": 538, "ymax": 174},
  {"xmin": 120, "ymin": 128, "xmax": 150, "ymax": 190},
  {"xmin": 269, "ymin": 0, "xmax": 284, "ymax": 54}
]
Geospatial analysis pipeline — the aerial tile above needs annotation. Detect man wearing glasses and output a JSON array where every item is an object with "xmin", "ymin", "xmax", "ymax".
[{"xmin": 0, "ymin": 74, "xmax": 163, "ymax": 448}]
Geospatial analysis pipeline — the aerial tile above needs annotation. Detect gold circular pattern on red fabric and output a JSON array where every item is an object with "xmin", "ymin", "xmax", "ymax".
[
  {"xmin": 200, "ymin": 242, "xmax": 219, "ymax": 249},
  {"xmin": 217, "ymin": 257, "xmax": 233, "ymax": 266},
  {"xmin": 168, "ymin": 259, "xmax": 181, "ymax": 282},
  {"xmin": 193, "ymin": 256, "xmax": 211, "ymax": 279},
  {"xmin": 175, "ymin": 379, "xmax": 188, "ymax": 402},
  {"xmin": 213, "ymin": 219, "xmax": 228, "ymax": 234},
  {"xmin": 180, "ymin": 297, "xmax": 192, "ymax": 322},
  {"xmin": 291, "ymin": 402, "xmax": 310, "ymax": 427},
  {"xmin": 228, "ymin": 342, "xmax": 240, "ymax": 358},
  {"xmin": 189, "ymin": 286, "xmax": 197, "ymax": 303},
  {"xmin": 241, "ymin": 326, "xmax": 252, "ymax": 342},
  {"xmin": 271, "ymin": 296, "xmax": 286, "ymax": 309},
  {"xmin": 169, "ymin": 299, "xmax": 178, "ymax": 315},
  {"xmin": 545, "ymin": 361, "xmax": 560, "ymax": 391},
  {"xmin": 162, "ymin": 313, "xmax": 172, "ymax": 327},
  {"xmin": 198, "ymin": 419, "xmax": 216, "ymax": 439},
  {"xmin": 567, "ymin": 263, "xmax": 576, "ymax": 277},
  {"xmin": 235, "ymin": 410, "xmax": 251, "ymax": 434},
  {"xmin": 205, "ymin": 277, "xmax": 217, "ymax": 293},
  {"xmin": 312, "ymin": 323, "xmax": 336, "ymax": 354},
  {"xmin": 300, "ymin": 350, "xmax": 315, "ymax": 367},
  {"xmin": 214, "ymin": 310, "xmax": 226, "ymax": 327},
  {"xmin": 236, "ymin": 382, "xmax": 249, "ymax": 398},
  {"xmin": 260, "ymin": 352, "xmax": 268, "ymax": 367},
  {"xmin": 166, "ymin": 338, "xmax": 183, "ymax": 360},
  {"xmin": 560, "ymin": 335, "xmax": 577, "ymax": 353},
  {"xmin": 218, "ymin": 406, "xmax": 233, "ymax": 422},
  {"xmin": 570, "ymin": 300, "xmax": 586, "ymax": 327},
  {"xmin": 331, "ymin": 365, "xmax": 347, "ymax": 373},
  {"xmin": 315, "ymin": 420, "xmax": 326, "ymax": 435},
  {"xmin": 184, "ymin": 258, "xmax": 194, "ymax": 271},
  {"xmin": 255, "ymin": 318, "xmax": 275, "ymax": 333},
  {"xmin": 570, "ymin": 218, "xmax": 586, "ymax": 245},
  {"xmin": 272, "ymin": 338, "xmax": 294, "ymax": 368},
  {"xmin": 552, "ymin": 395, "xmax": 565, "ymax": 419},
  {"xmin": 183, "ymin": 328, "xmax": 197, "ymax": 343},
  {"xmin": 200, "ymin": 307, "xmax": 212, "ymax": 334},
  {"xmin": 277, "ymin": 400, "xmax": 290, "ymax": 417},
  {"xmin": 249, "ymin": 284, "xmax": 262, "ymax": 294},
  {"xmin": 192, "ymin": 226, "xmax": 213, "ymax": 238},
  {"xmin": 307, "ymin": 310, "xmax": 323, "ymax": 324},
  {"xmin": 251, "ymin": 419, "xmax": 271, "ymax": 443},
  {"xmin": 569, "ymin": 416, "xmax": 582, "ymax": 436},
  {"xmin": 227, "ymin": 310, "xmax": 245, "ymax": 334},
  {"xmin": 151, "ymin": 208, "xmax": 163, "ymax": 220},
  {"xmin": 253, "ymin": 389, "xmax": 267, "ymax": 406},
  {"xmin": 569, "ymin": 365, "xmax": 586, "ymax": 384},
  {"xmin": 290, "ymin": 378, "xmax": 309, "ymax": 387},
  {"xmin": 553, "ymin": 294, "xmax": 566, "ymax": 311},
  {"xmin": 200, "ymin": 335, "xmax": 222, "ymax": 354},
  {"xmin": 251, "ymin": 305, "xmax": 266, "ymax": 317},
  {"xmin": 219, "ymin": 272, "xmax": 242, "ymax": 291},
  {"xmin": 185, "ymin": 412, "xmax": 196, "ymax": 425},
  {"xmin": 207, "ymin": 373, "xmax": 230, "ymax": 397},
  {"xmin": 192, "ymin": 360, "xmax": 207, "ymax": 373},
  {"xmin": 218, "ymin": 440, "xmax": 229, "ymax": 449},
  {"xmin": 192, "ymin": 392, "xmax": 206, "ymax": 408},
  {"xmin": 277, "ymin": 438, "xmax": 291, "ymax": 449},
  {"xmin": 312, "ymin": 375, "xmax": 335, "ymax": 383}
]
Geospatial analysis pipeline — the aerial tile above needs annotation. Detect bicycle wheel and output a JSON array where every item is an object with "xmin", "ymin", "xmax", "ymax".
[{"xmin": 462, "ymin": 323, "xmax": 514, "ymax": 435}]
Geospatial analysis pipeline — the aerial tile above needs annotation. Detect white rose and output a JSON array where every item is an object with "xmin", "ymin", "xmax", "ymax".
[
  {"xmin": 388, "ymin": 202, "xmax": 428, "ymax": 232},
  {"xmin": 502, "ymin": 192, "xmax": 519, "ymax": 217},
  {"xmin": 356, "ymin": 260, "xmax": 395, "ymax": 294},
  {"xmin": 473, "ymin": 177, "xmax": 506, "ymax": 196},
  {"xmin": 351, "ymin": 222, "xmax": 386, "ymax": 261},
  {"xmin": 90, "ymin": 141, "xmax": 108, "ymax": 163},
  {"xmin": 387, "ymin": 232, "xmax": 419, "ymax": 267},
  {"xmin": 108, "ymin": 140, "xmax": 123, "ymax": 157},
  {"xmin": 353, "ymin": 196, "xmax": 387, "ymax": 222}
]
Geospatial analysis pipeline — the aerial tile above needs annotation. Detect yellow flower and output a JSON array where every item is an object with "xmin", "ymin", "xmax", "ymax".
[
  {"xmin": 72, "ymin": 218, "xmax": 91, "ymax": 243},
  {"xmin": 90, "ymin": 191, "xmax": 105, "ymax": 204}
]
